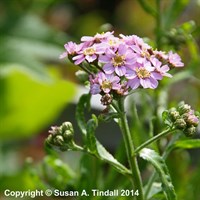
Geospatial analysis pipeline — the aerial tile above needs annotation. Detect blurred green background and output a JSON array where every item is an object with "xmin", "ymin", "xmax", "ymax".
[{"xmin": 0, "ymin": 0, "xmax": 200, "ymax": 199}]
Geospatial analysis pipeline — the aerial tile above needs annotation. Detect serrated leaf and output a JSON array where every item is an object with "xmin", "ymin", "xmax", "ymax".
[
  {"xmin": 140, "ymin": 148, "xmax": 177, "ymax": 200},
  {"xmin": 85, "ymin": 117, "xmax": 131, "ymax": 176},
  {"xmin": 75, "ymin": 93, "xmax": 91, "ymax": 135},
  {"xmin": 86, "ymin": 116, "xmax": 98, "ymax": 153}
]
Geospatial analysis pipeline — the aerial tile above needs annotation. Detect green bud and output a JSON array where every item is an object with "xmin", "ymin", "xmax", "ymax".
[
  {"xmin": 184, "ymin": 126, "xmax": 196, "ymax": 137},
  {"xmin": 53, "ymin": 135, "xmax": 65, "ymax": 146},
  {"xmin": 178, "ymin": 102, "xmax": 191, "ymax": 114},
  {"xmin": 46, "ymin": 134, "xmax": 53, "ymax": 144},
  {"xmin": 169, "ymin": 110, "xmax": 180, "ymax": 121},
  {"xmin": 174, "ymin": 118, "xmax": 187, "ymax": 130},
  {"xmin": 61, "ymin": 122, "xmax": 74, "ymax": 134},
  {"xmin": 63, "ymin": 130, "xmax": 74, "ymax": 141}
]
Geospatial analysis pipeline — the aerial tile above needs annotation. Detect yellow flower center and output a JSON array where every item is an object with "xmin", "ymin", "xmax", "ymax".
[
  {"xmin": 101, "ymin": 80, "xmax": 112, "ymax": 90},
  {"xmin": 108, "ymin": 39, "xmax": 117, "ymax": 46},
  {"xmin": 136, "ymin": 68, "xmax": 151, "ymax": 78},
  {"xmin": 112, "ymin": 54, "xmax": 125, "ymax": 67},
  {"xmin": 141, "ymin": 49, "xmax": 150, "ymax": 58},
  {"xmin": 83, "ymin": 47, "xmax": 95, "ymax": 56}
]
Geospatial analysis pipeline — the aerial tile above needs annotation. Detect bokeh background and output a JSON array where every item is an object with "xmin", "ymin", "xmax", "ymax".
[{"xmin": 1, "ymin": 0, "xmax": 200, "ymax": 199}]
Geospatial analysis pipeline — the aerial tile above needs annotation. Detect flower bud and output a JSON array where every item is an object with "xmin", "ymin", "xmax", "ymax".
[
  {"xmin": 46, "ymin": 134, "xmax": 53, "ymax": 144},
  {"xmin": 53, "ymin": 135, "xmax": 65, "ymax": 146},
  {"xmin": 184, "ymin": 126, "xmax": 196, "ymax": 137},
  {"xmin": 169, "ymin": 110, "xmax": 180, "ymax": 121},
  {"xmin": 174, "ymin": 118, "xmax": 187, "ymax": 130},
  {"xmin": 63, "ymin": 130, "xmax": 74, "ymax": 141},
  {"xmin": 178, "ymin": 102, "xmax": 191, "ymax": 114},
  {"xmin": 61, "ymin": 122, "xmax": 74, "ymax": 134},
  {"xmin": 101, "ymin": 94, "xmax": 113, "ymax": 105},
  {"xmin": 48, "ymin": 126, "xmax": 61, "ymax": 135},
  {"xmin": 185, "ymin": 114, "xmax": 199, "ymax": 127}
]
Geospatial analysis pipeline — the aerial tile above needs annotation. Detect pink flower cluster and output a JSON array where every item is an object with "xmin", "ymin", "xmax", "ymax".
[{"xmin": 61, "ymin": 32, "xmax": 184, "ymax": 100}]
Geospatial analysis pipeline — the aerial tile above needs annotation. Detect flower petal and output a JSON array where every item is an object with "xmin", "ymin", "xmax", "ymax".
[
  {"xmin": 115, "ymin": 66, "xmax": 126, "ymax": 76},
  {"xmin": 128, "ymin": 77, "xmax": 140, "ymax": 89},
  {"xmin": 103, "ymin": 64, "xmax": 115, "ymax": 74}
]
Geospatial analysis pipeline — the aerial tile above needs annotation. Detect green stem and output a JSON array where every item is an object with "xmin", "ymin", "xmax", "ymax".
[
  {"xmin": 117, "ymin": 98, "xmax": 144, "ymax": 200},
  {"xmin": 134, "ymin": 128, "xmax": 175, "ymax": 154},
  {"xmin": 137, "ymin": 0, "xmax": 157, "ymax": 17},
  {"xmin": 156, "ymin": 0, "xmax": 162, "ymax": 49}
]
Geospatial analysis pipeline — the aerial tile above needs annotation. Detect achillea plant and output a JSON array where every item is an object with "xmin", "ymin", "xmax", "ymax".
[{"xmin": 46, "ymin": 32, "xmax": 199, "ymax": 200}]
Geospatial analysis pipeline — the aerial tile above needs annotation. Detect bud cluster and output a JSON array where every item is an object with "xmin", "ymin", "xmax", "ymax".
[
  {"xmin": 46, "ymin": 122, "xmax": 75, "ymax": 150},
  {"xmin": 166, "ymin": 102, "xmax": 199, "ymax": 137}
]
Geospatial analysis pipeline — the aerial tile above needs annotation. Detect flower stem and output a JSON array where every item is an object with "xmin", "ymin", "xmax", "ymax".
[
  {"xmin": 117, "ymin": 98, "xmax": 144, "ymax": 200},
  {"xmin": 134, "ymin": 128, "xmax": 175, "ymax": 155}
]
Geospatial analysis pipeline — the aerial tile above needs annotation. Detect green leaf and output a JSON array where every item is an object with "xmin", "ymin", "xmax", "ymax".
[
  {"xmin": 0, "ymin": 64, "xmax": 76, "ymax": 140},
  {"xmin": 164, "ymin": 0, "xmax": 189, "ymax": 29},
  {"xmin": 172, "ymin": 139, "xmax": 200, "ymax": 149},
  {"xmin": 42, "ymin": 155, "xmax": 76, "ymax": 190},
  {"xmin": 86, "ymin": 115, "xmax": 98, "ymax": 153},
  {"xmin": 140, "ymin": 148, "xmax": 177, "ymax": 200},
  {"xmin": 95, "ymin": 140, "xmax": 131, "ymax": 176},
  {"xmin": 162, "ymin": 110, "xmax": 172, "ymax": 127},
  {"xmin": 75, "ymin": 93, "xmax": 91, "ymax": 135},
  {"xmin": 77, "ymin": 154, "xmax": 102, "ymax": 198},
  {"xmin": 84, "ymin": 115, "xmax": 131, "ymax": 176},
  {"xmin": 144, "ymin": 182, "xmax": 162, "ymax": 200},
  {"xmin": 137, "ymin": 0, "xmax": 157, "ymax": 17}
]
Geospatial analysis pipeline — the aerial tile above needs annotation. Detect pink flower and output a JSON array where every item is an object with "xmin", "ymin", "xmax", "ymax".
[
  {"xmin": 60, "ymin": 31, "xmax": 185, "ymax": 97},
  {"xmin": 90, "ymin": 72, "xmax": 121, "ymax": 94},
  {"xmin": 120, "ymin": 34, "xmax": 151, "ymax": 50},
  {"xmin": 99, "ymin": 44, "xmax": 135, "ymax": 76},
  {"xmin": 150, "ymin": 57, "xmax": 172, "ymax": 79},
  {"xmin": 59, "ymin": 42, "xmax": 82, "ymax": 59},
  {"xmin": 126, "ymin": 61, "xmax": 159, "ymax": 89},
  {"xmin": 153, "ymin": 50, "xmax": 168, "ymax": 60},
  {"xmin": 72, "ymin": 44, "xmax": 105, "ymax": 65},
  {"xmin": 81, "ymin": 32, "xmax": 114, "ymax": 44},
  {"xmin": 168, "ymin": 51, "xmax": 184, "ymax": 67}
]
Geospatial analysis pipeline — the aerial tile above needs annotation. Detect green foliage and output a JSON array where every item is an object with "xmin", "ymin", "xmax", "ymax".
[
  {"xmin": 42, "ymin": 155, "xmax": 76, "ymax": 190},
  {"xmin": 0, "ymin": 65, "xmax": 75, "ymax": 139},
  {"xmin": 75, "ymin": 94, "xmax": 131, "ymax": 177},
  {"xmin": 86, "ymin": 115, "xmax": 98, "ymax": 153},
  {"xmin": 163, "ymin": 0, "xmax": 189, "ymax": 29},
  {"xmin": 171, "ymin": 139, "xmax": 200, "ymax": 150},
  {"xmin": 140, "ymin": 148, "xmax": 177, "ymax": 200},
  {"xmin": 77, "ymin": 154, "xmax": 102, "ymax": 199},
  {"xmin": 76, "ymin": 93, "xmax": 91, "ymax": 136}
]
